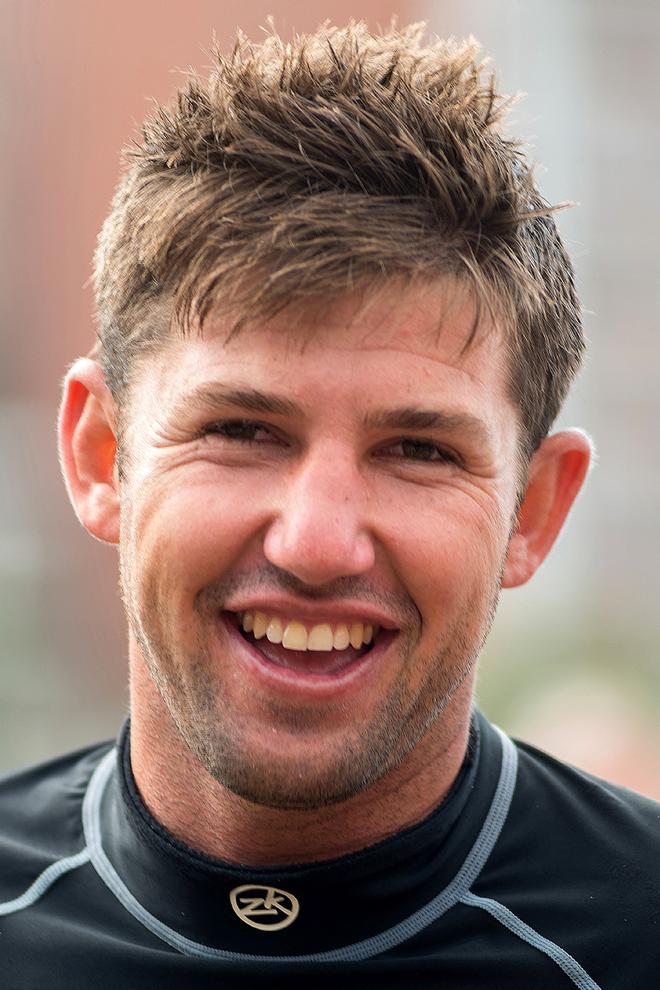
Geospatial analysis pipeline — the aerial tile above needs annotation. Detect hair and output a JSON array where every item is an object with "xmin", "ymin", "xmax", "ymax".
[{"xmin": 93, "ymin": 21, "xmax": 584, "ymax": 460}]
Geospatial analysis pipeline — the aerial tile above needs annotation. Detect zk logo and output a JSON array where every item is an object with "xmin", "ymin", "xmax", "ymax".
[{"xmin": 230, "ymin": 884, "xmax": 300, "ymax": 931}]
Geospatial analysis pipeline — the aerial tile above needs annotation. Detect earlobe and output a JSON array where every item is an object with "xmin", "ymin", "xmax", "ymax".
[
  {"xmin": 58, "ymin": 358, "xmax": 120, "ymax": 545},
  {"xmin": 502, "ymin": 429, "xmax": 593, "ymax": 589}
]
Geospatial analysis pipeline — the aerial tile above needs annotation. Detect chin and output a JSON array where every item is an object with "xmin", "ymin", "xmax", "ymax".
[{"xmin": 179, "ymin": 714, "xmax": 390, "ymax": 810}]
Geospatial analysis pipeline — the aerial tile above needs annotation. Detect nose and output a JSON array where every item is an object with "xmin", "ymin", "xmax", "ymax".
[{"xmin": 263, "ymin": 445, "xmax": 376, "ymax": 586}]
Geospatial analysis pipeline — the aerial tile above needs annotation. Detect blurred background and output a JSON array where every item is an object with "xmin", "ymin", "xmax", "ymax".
[{"xmin": 1, "ymin": 0, "xmax": 658, "ymax": 797}]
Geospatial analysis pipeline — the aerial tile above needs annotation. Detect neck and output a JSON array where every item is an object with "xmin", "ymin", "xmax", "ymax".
[{"xmin": 129, "ymin": 658, "xmax": 473, "ymax": 866}]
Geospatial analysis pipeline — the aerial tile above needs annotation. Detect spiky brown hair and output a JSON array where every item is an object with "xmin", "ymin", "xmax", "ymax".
[{"xmin": 93, "ymin": 21, "xmax": 584, "ymax": 459}]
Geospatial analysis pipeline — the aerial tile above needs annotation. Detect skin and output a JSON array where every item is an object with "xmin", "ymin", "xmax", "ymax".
[{"xmin": 59, "ymin": 280, "xmax": 591, "ymax": 865}]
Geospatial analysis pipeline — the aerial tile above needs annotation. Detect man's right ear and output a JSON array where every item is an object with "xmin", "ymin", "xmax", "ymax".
[{"xmin": 58, "ymin": 358, "xmax": 120, "ymax": 545}]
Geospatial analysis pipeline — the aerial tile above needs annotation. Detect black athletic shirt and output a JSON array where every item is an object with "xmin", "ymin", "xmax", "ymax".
[{"xmin": 0, "ymin": 710, "xmax": 658, "ymax": 988}]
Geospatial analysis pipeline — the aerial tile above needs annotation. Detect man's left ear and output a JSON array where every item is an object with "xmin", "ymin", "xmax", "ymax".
[{"xmin": 502, "ymin": 429, "xmax": 593, "ymax": 588}]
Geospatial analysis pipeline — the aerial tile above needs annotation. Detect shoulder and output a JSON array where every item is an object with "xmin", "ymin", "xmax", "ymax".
[
  {"xmin": 0, "ymin": 741, "xmax": 113, "ymax": 897},
  {"xmin": 511, "ymin": 734, "xmax": 659, "ymax": 854},
  {"xmin": 475, "ymin": 730, "xmax": 660, "ymax": 985},
  {"xmin": 462, "ymin": 720, "xmax": 660, "ymax": 985}
]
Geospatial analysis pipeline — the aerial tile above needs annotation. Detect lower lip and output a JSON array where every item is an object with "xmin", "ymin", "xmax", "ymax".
[{"xmin": 217, "ymin": 613, "xmax": 396, "ymax": 699}]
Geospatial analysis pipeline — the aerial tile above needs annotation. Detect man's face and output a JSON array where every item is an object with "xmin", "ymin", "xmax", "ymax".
[{"xmin": 118, "ymin": 281, "xmax": 522, "ymax": 810}]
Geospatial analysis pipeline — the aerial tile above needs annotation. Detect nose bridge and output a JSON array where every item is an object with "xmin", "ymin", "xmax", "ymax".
[
  {"xmin": 263, "ymin": 441, "xmax": 375, "ymax": 583},
  {"xmin": 300, "ymin": 439, "xmax": 357, "ymax": 505}
]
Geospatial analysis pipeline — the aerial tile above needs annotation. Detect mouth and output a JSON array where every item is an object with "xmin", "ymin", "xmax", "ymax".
[{"xmin": 221, "ymin": 609, "xmax": 396, "ymax": 681}]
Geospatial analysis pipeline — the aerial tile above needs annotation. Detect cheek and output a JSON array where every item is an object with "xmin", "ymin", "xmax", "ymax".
[
  {"xmin": 124, "ymin": 470, "xmax": 269, "ymax": 600},
  {"xmin": 386, "ymin": 495, "xmax": 508, "ymax": 615}
]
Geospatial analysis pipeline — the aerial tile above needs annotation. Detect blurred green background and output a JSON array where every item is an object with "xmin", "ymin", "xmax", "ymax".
[{"xmin": 1, "ymin": 0, "xmax": 658, "ymax": 797}]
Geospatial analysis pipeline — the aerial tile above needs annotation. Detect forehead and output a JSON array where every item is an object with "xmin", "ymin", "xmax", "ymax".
[
  {"xmin": 128, "ymin": 279, "xmax": 513, "ymax": 435},
  {"xmin": 158, "ymin": 279, "xmax": 501, "ymax": 377}
]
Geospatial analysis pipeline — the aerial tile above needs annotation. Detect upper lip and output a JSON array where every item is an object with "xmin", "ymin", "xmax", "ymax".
[{"xmin": 222, "ymin": 597, "xmax": 400, "ymax": 631}]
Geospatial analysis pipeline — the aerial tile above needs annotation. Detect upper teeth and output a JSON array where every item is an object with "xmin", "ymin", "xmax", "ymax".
[{"xmin": 240, "ymin": 611, "xmax": 377, "ymax": 652}]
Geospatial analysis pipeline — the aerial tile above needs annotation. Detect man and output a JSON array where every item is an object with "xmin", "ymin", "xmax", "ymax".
[{"xmin": 0, "ymin": 22, "xmax": 657, "ymax": 988}]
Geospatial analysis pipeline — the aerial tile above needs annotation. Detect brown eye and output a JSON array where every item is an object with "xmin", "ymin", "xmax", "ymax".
[
  {"xmin": 386, "ymin": 439, "xmax": 456, "ymax": 463},
  {"xmin": 202, "ymin": 420, "xmax": 275, "ymax": 443},
  {"xmin": 401, "ymin": 440, "xmax": 446, "ymax": 461}
]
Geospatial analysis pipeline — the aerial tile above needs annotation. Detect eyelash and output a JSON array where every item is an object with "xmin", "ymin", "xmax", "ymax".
[{"xmin": 200, "ymin": 420, "xmax": 458, "ymax": 465}]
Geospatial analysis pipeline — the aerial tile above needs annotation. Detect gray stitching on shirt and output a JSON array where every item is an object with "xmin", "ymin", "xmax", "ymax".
[
  {"xmin": 0, "ymin": 847, "xmax": 91, "ymax": 917},
  {"xmin": 460, "ymin": 891, "xmax": 602, "ymax": 990}
]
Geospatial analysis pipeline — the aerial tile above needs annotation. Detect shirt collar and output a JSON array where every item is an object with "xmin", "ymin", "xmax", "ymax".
[{"xmin": 95, "ymin": 710, "xmax": 502, "ymax": 956}]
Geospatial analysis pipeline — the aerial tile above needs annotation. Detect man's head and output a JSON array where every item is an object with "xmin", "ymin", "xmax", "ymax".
[
  {"xmin": 92, "ymin": 22, "xmax": 583, "ymax": 465},
  {"xmin": 59, "ymin": 23, "xmax": 591, "ymax": 814}
]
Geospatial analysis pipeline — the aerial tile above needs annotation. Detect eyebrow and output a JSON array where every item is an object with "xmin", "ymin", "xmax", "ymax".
[
  {"xmin": 173, "ymin": 383, "xmax": 303, "ymax": 420},
  {"xmin": 175, "ymin": 383, "xmax": 492, "ymax": 445},
  {"xmin": 362, "ymin": 406, "xmax": 493, "ymax": 444}
]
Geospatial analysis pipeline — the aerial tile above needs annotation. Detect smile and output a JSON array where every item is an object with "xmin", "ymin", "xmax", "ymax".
[
  {"xmin": 239, "ymin": 610, "xmax": 379, "ymax": 652},
  {"xmin": 220, "ymin": 608, "xmax": 397, "ymax": 689}
]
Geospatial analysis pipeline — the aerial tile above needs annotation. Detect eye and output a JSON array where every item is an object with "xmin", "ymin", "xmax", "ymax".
[
  {"xmin": 378, "ymin": 438, "xmax": 458, "ymax": 464},
  {"xmin": 200, "ymin": 419, "xmax": 280, "ymax": 445}
]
